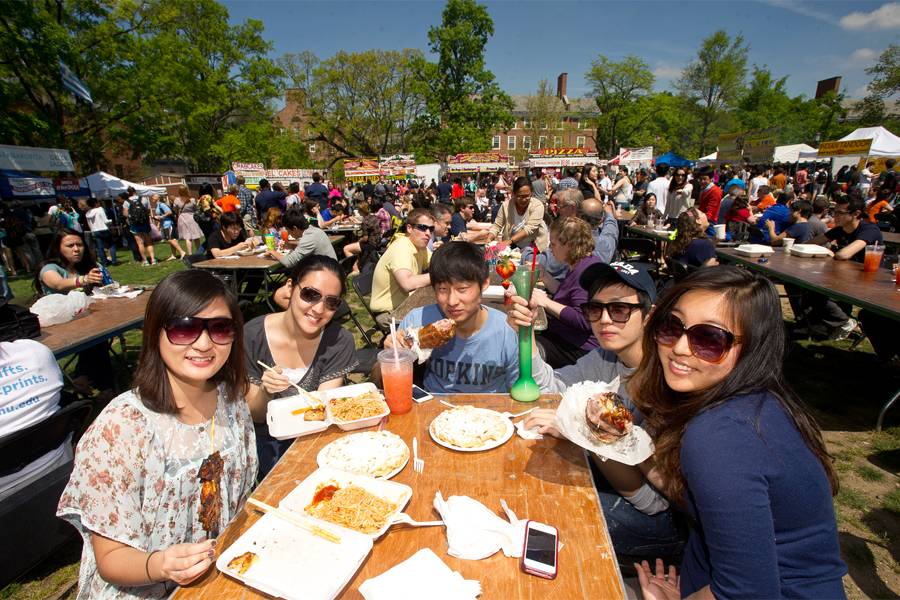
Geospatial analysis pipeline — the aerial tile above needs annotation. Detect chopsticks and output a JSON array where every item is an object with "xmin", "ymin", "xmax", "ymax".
[
  {"xmin": 246, "ymin": 497, "xmax": 341, "ymax": 544},
  {"xmin": 256, "ymin": 360, "xmax": 320, "ymax": 404}
]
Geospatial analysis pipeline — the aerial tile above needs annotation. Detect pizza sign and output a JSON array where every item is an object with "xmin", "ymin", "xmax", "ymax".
[{"xmin": 533, "ymin": 148, "xmax": 592, "ymax": 157}]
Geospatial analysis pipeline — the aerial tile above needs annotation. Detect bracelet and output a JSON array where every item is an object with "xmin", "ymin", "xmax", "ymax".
[
  {"xmin": 145, "ymin": 550, "xmax": 159, "ymax": 583},
  {"xmin": 74, "ymin": 276, "xmax": 81, "ymax": 288}
]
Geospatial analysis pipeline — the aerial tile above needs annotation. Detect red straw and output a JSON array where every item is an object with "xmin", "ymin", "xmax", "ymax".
[{"xmin": 529, "ymin": 243, "xmax": 538, "ymax": 298}]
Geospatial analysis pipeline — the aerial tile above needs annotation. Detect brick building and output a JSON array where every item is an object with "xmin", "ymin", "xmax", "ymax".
[
  {"xmin": 274, "ymin": 88, "xmax": 337, "ymax": 165},
  {"xmin": 490, "ymin": 73, "xmax": 599, "ymax": 161}
]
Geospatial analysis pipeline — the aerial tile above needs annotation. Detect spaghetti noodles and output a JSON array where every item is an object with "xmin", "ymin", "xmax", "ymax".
[
  {"xmin": 305, "ymin": 483, "xmax": 398, "ymax": 534},
  {"xmin": 328, "ymin": 391, "xmax": 387, "ymax": 422}
]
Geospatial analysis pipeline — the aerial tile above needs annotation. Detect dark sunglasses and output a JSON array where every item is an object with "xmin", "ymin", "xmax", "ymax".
[
  {"xmin": 164, "ymin": 317, "xmax": 236, "ymax": 345},
  {"xmin": 654, "ymin": 313, "xmax": 741, "ymax": 363},
  {"xmin": 298, "ymin": 286, "xmax": 342, "ymax": 311},
  {"xmin": 581, "ymin": 301, "xmax": 644, "ymax": 324},
  {"xmin": 411, "ymin": 223, "xmax": 435, "ymax": 233}
]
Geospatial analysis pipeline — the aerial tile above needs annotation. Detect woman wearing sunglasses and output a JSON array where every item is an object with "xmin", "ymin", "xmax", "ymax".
[
  {"xmin": 57, "ymin": 270, "xmax": 257, "ymax": 598},
  {"xmin": 630, "ymin": 266, "xmax": 844, "ymax": 599},
  {"xmin": 244, "ymin": 254, "xmax": 358, "ymax": 477}
]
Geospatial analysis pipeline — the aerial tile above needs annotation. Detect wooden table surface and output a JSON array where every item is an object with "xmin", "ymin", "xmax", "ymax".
[
  {"xmin": 717, "ymin": 247, "xmax": 900, "ymax": 321},
  {"xmin": 624, "ymin": 224, "xmax": 672, "ymax": 242},
  {"xmin": 38, "ymin": 292, "xmax": 150, "ymax": 358},
  {"xmin": 174, "ymin": 394, "xmax": 624, "ymax": 600},
  {"xmin": 193, "ymin": 256, "xmax": 280, "ymax": 270}
]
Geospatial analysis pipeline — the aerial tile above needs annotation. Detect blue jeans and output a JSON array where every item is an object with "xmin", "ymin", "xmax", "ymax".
[
  {"xmin": 253, "ymin": 422, "xmax": 293, "ymax": 481},
  {"xmin": 93, "ymin": 231, "xmax": 117, "ymax": 266}
]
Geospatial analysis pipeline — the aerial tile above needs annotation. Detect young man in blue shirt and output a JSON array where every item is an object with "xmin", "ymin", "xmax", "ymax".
[{"xmin": 385, "ymin": 241, "xmax": 518, "ymax": 394}]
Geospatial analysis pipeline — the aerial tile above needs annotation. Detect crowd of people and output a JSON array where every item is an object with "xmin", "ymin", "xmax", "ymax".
[{"xmin": 3, "ymin": 155, "xmax": 898, "ymax": 600}]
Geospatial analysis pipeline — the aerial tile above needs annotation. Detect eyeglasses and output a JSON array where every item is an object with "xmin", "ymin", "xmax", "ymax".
[
  {"xmin": 411, "ymin": 223, "xmax": 435, "ymax": 233},
  {"xmin": 654, "ymin": 313, "xmax": 741, "ymax": 363},
  {"xmin": 164, "ymin": 317, "xmax": 236, "ymax": 345},
  {"xmin": 581, "ymin": 301, "xmax": 644, "ymax": 324},
  {"xmin": 675, "ymin": 173, "xmax": 686, "ymax": 177},
  {"xmin": 298, "ymin": 286, "xmax": 342, "ymax": 311},
  {"xmin": 834, "ymin": 209, "xmax": 850, "ymax": 216}
]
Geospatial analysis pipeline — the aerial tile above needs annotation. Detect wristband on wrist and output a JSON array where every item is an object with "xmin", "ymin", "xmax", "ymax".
[
  {"xmin": 145, "ymin": 550, "xmax": 159, "ymax": 583},
  {"xmin": 74, "ymin": 276, "xmax": 81, "ymax": 288}
]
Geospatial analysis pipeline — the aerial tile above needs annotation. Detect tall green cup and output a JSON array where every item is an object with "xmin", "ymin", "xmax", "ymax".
[{"xmin": 510, "ymin": 266, "xmax": 541, "ymax": 402}]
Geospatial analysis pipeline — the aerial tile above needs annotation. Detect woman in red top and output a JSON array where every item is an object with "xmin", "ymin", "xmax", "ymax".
[{"xmin": 451, "ymin": 178, "xmax": 464, "ymax": 199}]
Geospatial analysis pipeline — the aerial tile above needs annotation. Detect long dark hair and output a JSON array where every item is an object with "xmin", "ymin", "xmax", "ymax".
[
  {"xmin": 33, "ymin": 228, "xmax": 97, "ymax": 294},
  {"xmin": 288, "ymin": 254, "xmax": 347, "ymax": 296},
  {"xmin": 628, "ymin": 266, "xmax": 838, "ymax": 503},
  {"xmin": 666, "ymin": 207, "xmax": 705, "ymax": 257},
  {"xmin": 134, "ymin": 270, "xmax": 247, "ymax": 413}
]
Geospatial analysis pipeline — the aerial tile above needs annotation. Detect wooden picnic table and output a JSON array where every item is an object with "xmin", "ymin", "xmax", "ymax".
[
  {"xmin": 716, "ymin": 248, "xmax": 900, "ymax": 321},
  {"xmin": 624, "ymin": 224, "xmax": 672, "ymax": 243},
  {"xmin": 38, "ymin": 292, "xmax": 150, "ymax": 358},
  {"xmin": 193, "ymin": 255, "xmax": 285, "ymax": 310},
  {"xmin": 173, "ymin": 394, "xmax": 625, "ymax": 600}
]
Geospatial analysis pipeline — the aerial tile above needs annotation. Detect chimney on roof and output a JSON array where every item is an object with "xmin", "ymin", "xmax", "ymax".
[{"xmin": 557, "ymin": 72, "xmax": 569, "ymax": 108}]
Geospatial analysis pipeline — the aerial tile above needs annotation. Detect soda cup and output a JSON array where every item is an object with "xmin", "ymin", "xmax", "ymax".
[
  {"xmin": 378, "ymin": 349, "xmax": 415, "ymax": 415},
  {"xmin": 863, "ymin": 244, "xmax": 883, "ymax": 273},
  {"xmin": 99, "ymin": 265, "xmax": 114, "ymax": 286}
]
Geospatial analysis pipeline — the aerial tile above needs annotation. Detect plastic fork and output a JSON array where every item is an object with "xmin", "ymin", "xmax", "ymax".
[
  {"xmin": 440, "ymin": 399, "xmax": 533, "ymax": 420},
  {"xmin": 390, "ymin": 512, "xmax": 444, "ymax": 527},
  {"xmin": 413, "ymin": 436, "xmax": 424, "ymax": 474}
]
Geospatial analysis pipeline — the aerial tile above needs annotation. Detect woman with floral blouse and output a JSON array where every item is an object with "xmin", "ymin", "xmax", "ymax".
[{"xmin": 57, "ymin": 270, "xmax": 257, "ymax": 599}]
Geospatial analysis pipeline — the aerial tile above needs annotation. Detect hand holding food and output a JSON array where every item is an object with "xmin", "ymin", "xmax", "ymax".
[
  {"xmin": 154, "ymin": 540, "xmax": 215, "ymax": 585},
  {"xmin": 407, "ymin": 318, "xmax": 456, "ymax": 349},
  {"xmin": 585, "ymin": 392, "xmax": 633, "ymax": 443},
  {"xmin": 260, "ymin": 365, "xmax": 293, "ymax": 395},
  {"xmin": 86, "ymin": 268, "xmax": 104, "ymax": 285},
  {"xmin": 384, "ymin": 328, "xmax": 412, "ymax": 350}
]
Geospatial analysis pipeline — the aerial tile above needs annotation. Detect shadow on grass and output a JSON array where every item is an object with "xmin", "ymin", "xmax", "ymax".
[
  {"xmin": 839, "ymin": 531, "xmax": 897, "ymax": 599},
  {"xmin": 868, "ymin": 448, "xmax": 900, "ymax": 475},
  {"xmin": 785, "ymin": 340, "xmax": 900, "ymax": 432}
]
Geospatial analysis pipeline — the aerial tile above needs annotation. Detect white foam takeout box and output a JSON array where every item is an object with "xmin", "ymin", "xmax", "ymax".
[
  {"xmin": 266, "ymin": 382, "xmax": 389, "ymax": 441},
  {"xmin": 216, "ymin": 511, "xmax": 372, "ymax": 600},
  {"xmin": 788, "ymin": 244, "xmax": 831, "ymax": 258},
  {"xmin": 734, "ymin": 244, "xmax": 775, "ymax": 258}
]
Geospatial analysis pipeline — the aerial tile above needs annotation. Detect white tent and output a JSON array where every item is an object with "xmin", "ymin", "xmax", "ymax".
[
  {"xmin": 696, "ymin": 143, "xmax": 819, "ymax": 165},
  {"xmin": 85, "ymin": 171, "xmax": 165, "ymax": 198},
  {"xmin": 799, "ymin": 126, "xmax": 900, "ymax": 159}
]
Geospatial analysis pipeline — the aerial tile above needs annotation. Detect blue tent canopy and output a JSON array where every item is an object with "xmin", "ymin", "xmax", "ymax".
[{"xmin": 654, "ymin": 152, "xmax": 694, "ymax": 168}]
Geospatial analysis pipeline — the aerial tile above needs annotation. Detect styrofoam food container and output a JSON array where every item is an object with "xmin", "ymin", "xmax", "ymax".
[
  {"xmin": 788, "ymin": 244, "xmax": 831, "ymax": 258},
  {"xmin": 322, "ymin": 383, "xmax": 389, "ymax": 431},
  {"xmin": 734, "ymin": 244, "xmax": 775, "ymax": 257},
  {"xmin": 216, "ymin": 512, "xmax": 371, "ymax": 600},
  {"xmin": 279, "ymin": 466, "xmax": 412, "ymax": 539}
]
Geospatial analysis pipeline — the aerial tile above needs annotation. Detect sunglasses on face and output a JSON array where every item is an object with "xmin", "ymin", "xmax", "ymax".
[
  {"xmin": 297, "ymin": 286, "xmax": 342, "ymax": 311},
  {"xmin": 581, "ymin": 301, "xmax": 644, "ymax": 324},
  {"xmin": 411, "ymin": 223, "xmax": 435, "ymax": 233},
  {"xmin": 164, "ymin": 317, "xmax": 236, "ymax": 345},
  {"xmin": 654, "ymin": 313, "xmax": 741, "ymax": 363}
]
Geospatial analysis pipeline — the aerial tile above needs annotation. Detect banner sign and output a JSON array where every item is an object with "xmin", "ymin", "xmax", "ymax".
[
  {"xmin": 9, "ymin": 177, "xmax": 56, "ymax": 197},
  {"xmin": 53, "ymin": 177, "xmax": 82, "ymax": 191},
  {"xmin": 856, "ymin": 156, "xmax": 900, "ymax": 174},
  {"xmin": 231, "ymin": 162, "xmax": 265, "ymax": 172},
  {"xmin": 184, "ymin": 175, "xmax": 222, "ymax": 186},
  {"xmin": 0, "ymin": 145, "xmax": 74, "ymax": 172},
  {"xmin": 531, "ymin": 148, "xmax": 591, "ymax": 157},
  {"xmin": 817, "ymin": 138, "xmax": 873, "ymax": 158},
  {"xmin": 447, "ymin": 153, "xmax": 509, "ymax": 164},
  {"xmin": 716, "ymin": 133, "xmax": 744, "ymax": 163},
  {"xmin": 617, "ymin": 147, "xmax": 653, "ymax": 163},
  {"xmin": 742, "ymin": 130, "xmax": 777, "ymax": 163}
]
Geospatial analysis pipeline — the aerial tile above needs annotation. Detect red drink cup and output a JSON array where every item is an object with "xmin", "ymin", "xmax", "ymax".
[
  {"xmin": 378, "ymin": 349, "xmax": 415, "ymax": 415},
  {"xmin": 863, "ymin": 244, "xmax": 883, "ymax": 273}
]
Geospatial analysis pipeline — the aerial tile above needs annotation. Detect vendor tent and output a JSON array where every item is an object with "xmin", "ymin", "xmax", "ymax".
[
  {"xmin": 654, "ymin": 152, "xmax": 694, "ymax": 168},
  {"xmin": 799, "ymin": 126, "xmax": 900, "ymax": 159},
  {"xmin": 697, "ymin": 143, "xmax": 819, "ymax": 165},
  {"xmin": 86, "ymin": 171, "xmax": 165, "ymax": 198}
]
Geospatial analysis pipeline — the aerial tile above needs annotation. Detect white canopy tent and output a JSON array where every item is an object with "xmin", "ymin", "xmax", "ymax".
[
  {"xmin": 696, "ymin": 143, "xmax": 819, "ymax": 165},
  {"xmin": 799, "ymin": 126, "xmax": 900, "ymax": 159},
  {"xmin": 85, "ymin": 171, "xmax": 165, "ymax": 198}
]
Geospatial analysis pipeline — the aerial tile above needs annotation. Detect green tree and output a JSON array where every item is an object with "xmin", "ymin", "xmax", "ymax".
[
  {"xmin": 415, "ymin": 0, "xmax": 513, "ymax": 160},
  {"xmin": 278, "ymin": 51, "xmax": 319, "ymax": 95},
  {"xmin": 210, "ymin": 122, "xmax": 311, "ymax": 169},
  {"xmin": 302, "ymin": 49, "xmax": 426, "ymax": 164},
  {"xmin": 866, "ymin": 44, "xmax": 899, "ymax": 99},
  {"xmin": 677, "ymin": 31, "xmax": 749, "ymax": 155},
  {"xmin": 521, "ymin": 79, "xmax": 564, "ymax": 159},
  {"xmin": 585, "ymin": 55, "xmax": 654, "ymax": 157}
]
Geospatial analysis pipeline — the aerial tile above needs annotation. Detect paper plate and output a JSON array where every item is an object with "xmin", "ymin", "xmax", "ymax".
[
  {"xmin": 428, "ymin": 408, "xmax": 514, "ymax": 452},
  {"xmin": 316, "ymin": 431, "xmax": 409, "ymax": 479}
]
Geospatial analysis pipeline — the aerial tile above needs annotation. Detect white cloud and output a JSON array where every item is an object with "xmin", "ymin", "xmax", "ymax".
[
  {"xmin": 849, "ymin": 84, "xmax": 871, "ymax": 99},
  {"xmin": 652, "ymin": 63, "xmax": 682, "ymax": 80},
  {"xmin": 848, "ymin": 48, "xmax": 879, "ymax": 64},
  {"xmin": 840, "ymin": 2, "xmax": 900, "ymax": 30},
  {"xmin": 760, "ymin": 0, "xmax": 837, "ymax": 25}
]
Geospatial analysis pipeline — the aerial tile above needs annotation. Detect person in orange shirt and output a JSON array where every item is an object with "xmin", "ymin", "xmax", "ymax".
[
  {"xmin": 769, "ymin": 167, "xmax": 788, "ymax": 190},
  {"xmin": 866, "ymin": 187, "xmax": 893, "ymax": 223},
  {"xmin": 754, "ymin": 185, "xmax": 776, "ymax": 211},
  {"xmin": 216, "ymin": 185, "xmax": 241, "ymax": 213}
]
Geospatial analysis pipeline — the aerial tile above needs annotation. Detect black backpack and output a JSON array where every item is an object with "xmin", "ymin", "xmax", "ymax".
[{"xmin": 127, "ymin": 199, "xmax": 150, "ymax": 227}]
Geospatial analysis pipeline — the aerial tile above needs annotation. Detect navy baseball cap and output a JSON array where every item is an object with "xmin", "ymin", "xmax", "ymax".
[{"xmin": 580, "ymin": 261, "xmax": 658, "ymax": 304}]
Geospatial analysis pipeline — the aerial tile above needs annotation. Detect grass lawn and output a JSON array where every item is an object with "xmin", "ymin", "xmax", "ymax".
[{"xmin": 1, "ymin": 243, "xmax": 898, "ymax": 599}]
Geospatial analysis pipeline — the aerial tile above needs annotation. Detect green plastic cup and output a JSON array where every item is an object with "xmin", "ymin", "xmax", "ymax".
[{"xmin": 509, "ymin": 267, "xmax": 541, "ymax": 403}]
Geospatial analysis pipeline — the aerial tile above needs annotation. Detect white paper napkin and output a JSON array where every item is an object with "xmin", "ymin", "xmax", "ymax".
[
  {"xmin": 554, "ymin": 378, "xmax": 654, "ymax": 466},
  {"xmin": 515, "ymin": 419, "xmax": 543, "ymax": 440},
  {"xmin": 359, "ymin": 548, "xmax": 481, "ymax": 600},
  {"xmin": 432, "ymin": 492, "xmax": 527, "ymax": 560}
]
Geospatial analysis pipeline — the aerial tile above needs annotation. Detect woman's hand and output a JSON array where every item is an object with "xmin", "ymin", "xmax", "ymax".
[
  {"xmin": 153, "ymin": 540, "xmax": 215, "ymax": 586},
  {"xmin": 85, "ymin": 268, "xmax": 104, "ymax": 285},
  {"xmin": 634, "ymin": 559, "xmax": 681, "ymax": 600},
  {"xmin": 505, "ymin": 294, "xmax": 535, "ymax": 330},
  {"xmin": 522, "ymin": 408, "xmax": 563, "ymax": 438},
  {"xmin": 260, "ymin": 365, "xmax": 292, "ymax": 395},
  {"xmin": 530, "ymin": 288, "xmax": 548, "ymax": 308}
]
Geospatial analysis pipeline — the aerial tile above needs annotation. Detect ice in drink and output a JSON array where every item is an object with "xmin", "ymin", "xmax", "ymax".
[
  {"xmin": 378, "ymin": 349, "xmax": 415, "ymax": 415},
  {"xmin": 863, "ymin": 244, "xmax": 883, "ymax": 273}
]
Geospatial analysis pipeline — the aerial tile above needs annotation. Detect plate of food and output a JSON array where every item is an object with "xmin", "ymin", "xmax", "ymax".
[
  {"xmin": 429, "ymin": 405, "xmax": 514, "ymax": 452},
  {"xmin": 266, "ymin": 393, "xmax": 329, "ymax": 440},
  {"xmin": 280, "ymin": 467, "xmax": 412, "ymax": 539},
  {"xmin": 554, "ymin": 379, "xmax": 653, "ymax": 465},
  {"xmin": 266, "ymin": 383, "xmax": 389, "ymax": 439},
  {"xmin": 316, "ymin": 431, "xmax": 409, "ymax": 479},
  {"xmin": 216, "ymin": 512, "xmax": 372, "ymax": 600}
]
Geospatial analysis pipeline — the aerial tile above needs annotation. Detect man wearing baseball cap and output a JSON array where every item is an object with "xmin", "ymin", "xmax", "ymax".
[{"xmin": 507, "ymin": 261, "xmax": 685, "ymax": 572}]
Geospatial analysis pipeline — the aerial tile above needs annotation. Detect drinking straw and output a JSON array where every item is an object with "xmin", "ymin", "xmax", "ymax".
[
  {"xmin": 529, "ymin": 242, "xmax": 538, "ymax": 295},
  {"xmin": 389, "ymin": 317, "xmax": 400, "ymax": 363}
]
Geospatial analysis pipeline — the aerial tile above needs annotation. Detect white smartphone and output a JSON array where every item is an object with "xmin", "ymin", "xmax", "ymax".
[
  {"xmin": 520, "ymin": 520, "xmax": 558, "ymax": 579},
  {"xmin": 412, "ymin": 384, "xmax": 433, "ymax": 403}
]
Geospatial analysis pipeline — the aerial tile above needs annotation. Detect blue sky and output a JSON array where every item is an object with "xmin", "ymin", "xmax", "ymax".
[{"xmin": 223, "ymin": 0, "xmax": 900, "ymax": 100}]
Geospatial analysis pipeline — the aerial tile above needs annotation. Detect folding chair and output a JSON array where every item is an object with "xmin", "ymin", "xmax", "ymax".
[{"xmin": 350, "ymin": 264, "xmax": 390, "ymax": 342}]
